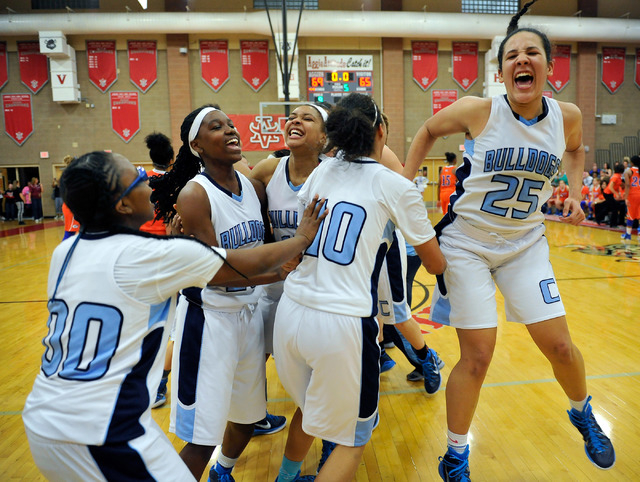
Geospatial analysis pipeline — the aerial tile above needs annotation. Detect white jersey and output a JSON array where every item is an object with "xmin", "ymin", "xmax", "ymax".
[
  {"xmin": 266, "ymin": 156, "xmax": 302, "ymax": 241},
  {"xmin": 23, "ymin": 232, "xmax": 225, "ymax": 445},
  {"xmin": 188, "ymin": 171, "xmax": 265, "ymax": 310},
  {"xmin": 284, "ymin": 156, "xmax": 436, "ymax": 317},
  {"xmin": 450, "ymin": 95, "xmax": 565, "ymax": 235}
]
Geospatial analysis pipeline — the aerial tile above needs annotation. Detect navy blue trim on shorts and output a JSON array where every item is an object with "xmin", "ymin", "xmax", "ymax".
[
  {"xmin": 359, "ymin": 316, "xmax": 380, "ymax": 419},
  {"xmin": 177, "ymin": 298, "xmax": 205, "ymax": 406},
  {"xmin": 385, "ymin": 232, "xmax": 405, "ymax": 303},
  {"xmin": 105, "ymin": 327, "xmax": 163, "ymax": 443},
  {"xmin": 89, "ymin": 442, "xmax": 154, "ymax": 481}
]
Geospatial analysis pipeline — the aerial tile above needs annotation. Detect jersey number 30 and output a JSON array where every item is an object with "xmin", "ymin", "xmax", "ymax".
[
  {"xmin": 480, "ymin": 174, "xmax": 545, "ymax": 219},
  {"xmin": 42, "ymin": 299, "xmax": 123, "ymax": 381},
  {"xmin": 306, "ymin": 201, "xmax": 366, "ymax": 265}
]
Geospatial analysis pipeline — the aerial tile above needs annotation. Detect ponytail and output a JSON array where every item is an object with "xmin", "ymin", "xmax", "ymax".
[{"xmin": 498, "ymin": 0, "xmax": 551, "ymax": 71}]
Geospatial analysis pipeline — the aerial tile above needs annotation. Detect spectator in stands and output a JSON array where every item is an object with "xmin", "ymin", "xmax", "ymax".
[
  {"xmin": 603, "ymin": 163, "xmax": 625, "ymax": 227},
  {"xmin": 589, "ymin": 162, "xmax": 600, "ymax": 178}
]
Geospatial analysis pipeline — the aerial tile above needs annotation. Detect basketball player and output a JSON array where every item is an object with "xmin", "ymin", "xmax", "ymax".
[
  {"xmin": 150, "ymin": 106, "xmax": 301, "ymax": 482},
  {"xmin": 273, "ymin": 93, "xmax": 446, "ymax": 482},
  {"xmin": 403, "ymin": 1, "xmax": 615, "ymax": 479},
  {"xmin": 622, "ymin": 155, "xmax": 640, "ymax": 241},
  {"xmin": 439, "ymin": 152, "xmax": 457, "ymax": 215},
  {"xmin": 22, "ymin": 151, "xmax": 325, "ymax": 482}
]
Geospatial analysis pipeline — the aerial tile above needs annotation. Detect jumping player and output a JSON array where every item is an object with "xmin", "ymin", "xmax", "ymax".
[
  {"xmin": 622, "ymin": 155, "xmax": 640, "ymax": 241},
  {"xmin": 273, "ymin": 93, "xmax": 446, "ymax": 482},
  {"xmin": 439, "ymin": 152, "xmax": 458, "ymax": 215},
  {"xmin": 403, "ymin": 1, "xmax": 615, "ymax": 479},
  {"xmin": 22, "ymin": 151, "xmax": 325, "ymax": 482}
]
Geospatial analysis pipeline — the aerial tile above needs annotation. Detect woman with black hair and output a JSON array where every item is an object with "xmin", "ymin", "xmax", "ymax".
[
  {"xmin": 404, "ymin": 1, "xmax": 615, "ymax": 479},
  {"xmin": 151, "ymin": 105, "xmax": 295, "ymax": 481},
  {"xmin": 272, "ymin": 93, "xmax": 445, "ymax": 482},
  {"xmin": 22, "ymin": 150, "xmax": 325, "ymax": 482},
  {"xmin": 140, "ymin": 131, "xmax": 174, "ymax": 236}
]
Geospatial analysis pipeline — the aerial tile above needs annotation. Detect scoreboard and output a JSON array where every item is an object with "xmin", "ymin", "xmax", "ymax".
[{"xmin": 307, "ymin": 55, "xmax": 374, "ymax": 104}]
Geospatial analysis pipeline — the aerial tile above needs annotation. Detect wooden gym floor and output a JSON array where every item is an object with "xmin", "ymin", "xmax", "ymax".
[{"xmin": 0, "ymin": 216, "xmax": 638, "ymax": 481}]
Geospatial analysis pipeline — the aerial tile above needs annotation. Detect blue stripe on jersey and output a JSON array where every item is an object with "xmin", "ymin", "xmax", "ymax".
[
  {"xmin": 175, "ymin": 298, "xmax": 205, "ymax": 442},
  {"xmin": 405, "ymin": 242, "xmax": 417, "ymax": 257},
  {"xmin": 89, "ymin": 441, "xmax": 154, "ymax": 481},
  {"xmin": 381, "ymin": 220, "xmax": 396, "ymax": 245},
  {"xmin": 464, "ymin": 138, "xmax": 475, "ymax": 157},
  {"xmin": 354, "ymin": 315, "xmax": 380, "ymax": 446},
  {"xmin": 385, "ymin": 233, "xmax": 405, "ymax": 303},
  {"xmin": 504, "ymin": 94, "xmax": 549, "ymax": 126},
  {"xmin": 369, "ymin": 243, "xmax": 389, "ymax": 317},
  {"xmin": 105, "ymin": 326, "xmax": 163, "ymax": 443},
  {"xmin": 148, "ymin": 299, "xmax": 171, "ymax": 330}
]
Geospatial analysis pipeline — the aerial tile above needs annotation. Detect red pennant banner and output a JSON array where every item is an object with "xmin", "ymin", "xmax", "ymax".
[
  {"xmin": 412, "ymin": 41, "xmax": 438, "ymax": 91},
  {"xmin": 601, "ymin": 47, "xmax": 625, "ymax": 94},
  {"xmin": 547, "ymin": 44, "xmax": 571, "ymax": 93},
  {"xmin": 18, "ymin": 41, "xmax": 49, "ymax": 94},
  {"xmin": 452, "ymin": 42, "xmax": 478, "ymax": 92},
  {"xmin": 241, "ymin": 40, "xmax": 269, "ymax": 92},
  {"xmin": 200, "ymin": 40, "xmax": 229, "ymax": 92},
  {"xmin": 0, "ymin": 42, "xmax": 7, "ymax": 91},
  {"xmin": 635, "ymin": 48, "xmax": 640, "ymax": 89},
  {"xmin": 229, "ymin": 114, "xmax": 287, "ymax": 152},
  {"xmin": 3, "ymin": 93, "xmax": 34, "ymax": 146},
  {"xmin": 128, "ymin": 40, "xmax": 157, "ymax": 93},
  {"xmin": 432, "ymin": 89, "xmax": 458, "ymax": 116},
  {"xmin": 110, "ymin": 91, "xmax": 140, "ymax": 143},
  {"xmin": 87, "ymin": 40, "xmax": 117, "ymax": 93}
]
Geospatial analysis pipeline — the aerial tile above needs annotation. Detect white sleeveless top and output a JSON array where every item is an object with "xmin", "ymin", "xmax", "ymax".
[
  {"xmin": 450, "ymin": 95, "xmax": 566, "ymax": 235},
  {"xmin": 189, "ymin": 171, "xmax": 265, "ymax": 310}
]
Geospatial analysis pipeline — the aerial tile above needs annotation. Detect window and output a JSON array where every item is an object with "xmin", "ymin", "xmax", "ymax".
[
  {"xmin": 31, "ymin": 0, "xmax": 99, "ymax": 8},
  {"xmin": 462, "ymin": 0, "xmax": 519, "ymax": 14},
  {"xmin": 254, "ymin": 0, "xmax": 318, "ymax": 9}
]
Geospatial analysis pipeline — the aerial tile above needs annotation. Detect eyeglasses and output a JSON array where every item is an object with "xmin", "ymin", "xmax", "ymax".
[{"xmin": 113, "ymin": 166, "xmax": 148, "ymax": 205}]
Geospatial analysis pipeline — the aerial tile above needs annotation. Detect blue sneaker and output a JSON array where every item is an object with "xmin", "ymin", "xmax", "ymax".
[
  {"xmin": 317, "ymin": 440, "xmax": 336, "ymax": 474},
  {"xmin": 151, "ymin": 377, "xmax": 168, "ymax": 409},
  {"xmin": 438, "ymin": 446, "xmax": 470, "ymax": 482},
  {"xmin": 275, "ymin": 471, "xmax": 316, "ymax": 481},
  {"xmin": 254, "ymin": 412, "xmax": 287, "ymax": 436},
  {"xmin": 380, "ymin": 352, "xmax": 396, "ymax": 373},
  {"xmin": 407, "ymin": 352, "xmax": 444, "ymax": 381},
  {"xmin": 621, "ymin": 233, "xmax": 632, "ymax": 240},
  {"xmin": 208, "ymin": 466, "xmax": 235, "ymax": 482},
  {"xmin": 422, "ymin": 348, "xmax": 442, "ymax": 395},
  {"xmin": 568, "ymin": 396, "xmax": 615, "ymax": 469}
]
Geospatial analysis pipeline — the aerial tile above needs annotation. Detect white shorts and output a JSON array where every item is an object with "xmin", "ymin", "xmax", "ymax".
[
  {"xmin": 377, "ymin": 231, "xmax": 411, "ymax": 326},
  {"xmin": 169, "ymin": 296, "xmax": 266, "ymax": 446},
  {"xmin": 273, "ymin": 293, "xmax": 380, "ymax": 447},
  {"xmin": 25, "ymin": 423, "xmax": 195, "ymax": 482},
  {"xmin": 431, "ymin": 217, "xmax": 566, "ymax": 329},
  {"xmin": 257, "ymin": 280, "xmax": 284, "ymax": 354}
]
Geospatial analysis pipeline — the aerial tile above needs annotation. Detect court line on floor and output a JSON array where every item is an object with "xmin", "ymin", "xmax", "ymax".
[{"xmin": 5, "ymin": 371, "xmax": 637, "ymax": 414}]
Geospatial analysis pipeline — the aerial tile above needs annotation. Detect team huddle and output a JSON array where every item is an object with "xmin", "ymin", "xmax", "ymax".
[{"xmin": 22, "ymin": 2, "xmax": 616, "ymax": 482}]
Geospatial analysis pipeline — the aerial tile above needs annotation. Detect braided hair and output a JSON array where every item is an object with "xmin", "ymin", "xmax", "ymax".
[
  {"xmin": 325, "ymin": 93, "xmax": 382, "ymax": 162},
  {"xmin": 150, "ymin": 105, "xmax": 219, "ymax": 222},
  {"xmin": 60, "ymin": 151, "xmax": 121, "ymax": 231},
  {"xmin": 145, "ymin": 132, "xmax": 174, "ymax": 169},
  {"xmin": 497, "ymin": 0, "xmax": 552, "ymax": 71}
]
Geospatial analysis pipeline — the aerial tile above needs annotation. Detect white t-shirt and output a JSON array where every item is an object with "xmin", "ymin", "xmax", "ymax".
[{"xmin": 23, "ymin": 232, "xmax": 225, "ymax": 444}]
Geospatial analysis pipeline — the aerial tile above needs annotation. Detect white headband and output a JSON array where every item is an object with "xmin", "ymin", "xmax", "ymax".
[
  {"xmin": 189, "ymin": 107, "xmax": 218, "ymax": 158},
  {"xmin": 307, "ymin": 103, "xmax": 329, "ymax": 123}
]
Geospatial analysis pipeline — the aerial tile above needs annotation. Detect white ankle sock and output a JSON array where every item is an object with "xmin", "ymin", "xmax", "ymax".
[
  {"xmin": 447, "ymin": 430, "xmax": 468, "ymax": 453},
  {"xmin": 570, "ymin": 395, "xmax": 588, "ymax": 412}
]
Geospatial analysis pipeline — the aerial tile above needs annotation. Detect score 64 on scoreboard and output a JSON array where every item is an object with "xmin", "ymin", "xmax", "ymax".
[{"xmin": 306, "ymin": 54, "xmax": 373, "ymax": 104}]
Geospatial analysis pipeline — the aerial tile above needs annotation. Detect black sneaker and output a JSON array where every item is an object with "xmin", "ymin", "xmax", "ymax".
[
  {"xmin": 438, "ymin": 446, "xmax": 470, "ymax": 481},
  {"xmin": 421, "ymin": 348, "xmax": 442, "ymax": 395},
  {"xmin": 567, "ymin": 396, "xmax": 615, "ymax": 469}
]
